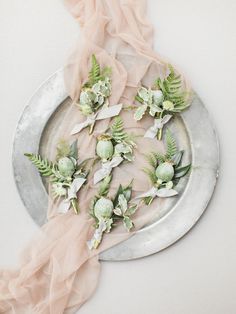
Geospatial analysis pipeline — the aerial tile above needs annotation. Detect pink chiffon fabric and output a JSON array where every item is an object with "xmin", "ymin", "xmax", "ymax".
[{"xmin": 0, "ymin": 1, "xmax": 186, "ymax": 313}]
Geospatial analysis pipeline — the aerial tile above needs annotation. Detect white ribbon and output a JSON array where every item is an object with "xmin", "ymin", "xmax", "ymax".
[
  {"xmin": 144, "ymin": 115, "xmax": 172, "ymax": 139},
  {"xmin": 58, "ymin": 177, "xmax": 87, "ymax": 213},
  {"xmin": 93, "ymin": 156, "xmax": 123, "ymax": 184},
  {"xmin": 134, "ymin": 187, "xmax": 178, "ymax": 200},
  {"xmin": 87, "ymin": 220, "xmax": 107, "ymax": 250},
  {"xmin": 71, "ymin": 104, "xmax": 123, "ymax": 135}
]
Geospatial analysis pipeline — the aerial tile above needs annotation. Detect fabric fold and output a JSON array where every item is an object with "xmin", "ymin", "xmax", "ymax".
[{"xmin": 0, "ymin": 0, "xmax": 186, "ymax": 313}]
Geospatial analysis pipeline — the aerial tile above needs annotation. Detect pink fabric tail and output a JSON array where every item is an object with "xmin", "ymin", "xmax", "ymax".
[{"xmin": 0, "ymin": 1, "xmax": 185, "ymax": 313}]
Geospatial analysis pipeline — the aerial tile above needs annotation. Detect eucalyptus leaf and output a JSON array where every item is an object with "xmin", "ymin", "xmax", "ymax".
[
  {"xmin": 70, "ymin": 140, "xmax": 78, "ymax": 160},
  {"xmin": 172, "ymin": 151, "xmax": 184, "ymax": 167},
  {"xmin": 174, "ymin": 164, "xmax": 191, "ymax": 179}
]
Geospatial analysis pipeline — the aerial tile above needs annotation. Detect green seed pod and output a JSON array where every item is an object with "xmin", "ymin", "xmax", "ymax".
[
  {"xmin": 96, "ymin": 135, "xmax": 114, "ymax": 161},
  {"xmin": 94, "ymin": 197, "xmax": 114, "ymax": 220},
  {"xmin": 155, "ymin": 162, "xmax": 174, "ymax": 182},
  {"xmin": 58, "ymin": 157, "xmax": 75, "ymax": 178}
]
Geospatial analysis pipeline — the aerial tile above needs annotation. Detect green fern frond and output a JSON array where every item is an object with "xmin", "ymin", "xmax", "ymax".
[
  {"xmin": 146, "ymin": 153, "xmax": 158, "ymax": 169},
  {"xmin": 156, "ymin": 65, "xmax": 188, "ymax": 110},
  {"xmin": 110, "ymin": 117, "xmax": 128, "ymax": 143},
  {"xmin": 153, "ymin": 152, "xmax": 166, "ymax": 164},
  {"xmin": 24, "ymin": 153, "xmax": 55, "ymax": 177},
  {"xmin": 143, "ymin": 168, "xmax": 157, "ymax": 185},
  {"xmin": 88, "ymin": 54, "xmax": 101, "ymax": 85},
  {"xmin": 165, "ymin": 130, "xmax": 177, "ymax": 160}
]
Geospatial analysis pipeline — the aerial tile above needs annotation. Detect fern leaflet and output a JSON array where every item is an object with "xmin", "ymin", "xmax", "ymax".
[
  {"xmin": 88, "ymin": 54, "xmax": 101, "ymax": 85},
  {"xmin": 24, "ymin": 153, "xmax": 55, "ymax": 177},
  {"xmin": 156, "ymin": 65, "xmax": 188, "ymax": 110},
  {"xmin": 143, "ymin": 168, "xmax": 157, "ymax": 185},
  {"xmin": 165, "ymin": 130, "xmax": 177, "ymax": 160},
  {"xmin": 111, "ymin": 117, "xmax": 128, "ymax": 143}
]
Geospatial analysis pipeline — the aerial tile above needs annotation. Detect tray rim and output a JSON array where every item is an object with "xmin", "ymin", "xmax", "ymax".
[{"xmin": 12, "ymin": 69, "xmax": 220, "ymax": 261}]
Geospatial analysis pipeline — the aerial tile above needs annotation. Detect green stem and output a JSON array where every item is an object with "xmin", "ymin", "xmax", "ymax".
[
  {"xmin": 71, "ymin": 198, "xmax": 80, "ymax": 215},
  {"xmin": 157, "ymin": 111, "xmax": 164, "ymax": 141},
  {"xmin": 89, "ymin": 122, "xmax": 95, "ymax": 134}
]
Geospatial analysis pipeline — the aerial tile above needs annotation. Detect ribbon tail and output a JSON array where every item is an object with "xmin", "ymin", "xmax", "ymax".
[
  {"xmin": 156, "ymin": 188, "xmax": 178, "ymax": 198},
  {"xmin": 58, "ymin": 199, "xmax": 71, "ymax": 214},
  {"xmin": 93, "ymin": 168, "xmax": 111, "ymax": 185},
  {"xmin": 133, "ymin": 187, "xmax": 158, "ymax": 200},
  {"xmin": 70, "ymin": 120, "xmax": 91, "ymax": 135},
  {"xmin": 144, "ymin": 126, "xmax": 158, "ymax": 139},
  {"xmin": 67, "ymin": 177, "xmax": 87, "ymax": 200},
  {"xmin": 96, "ymin": 104, "xmax": 123, "ymax": 120}
]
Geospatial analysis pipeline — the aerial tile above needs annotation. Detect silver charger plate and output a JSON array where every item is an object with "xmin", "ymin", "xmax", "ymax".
[{"xmin": 12, "ymin": 69, "xmax": 219, "ymax": 261}]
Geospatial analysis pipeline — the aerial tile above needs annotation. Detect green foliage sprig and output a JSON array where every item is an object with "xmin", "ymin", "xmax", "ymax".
[
  {"xmin": 25, "ymin": 140, "xmax": 89, "ymax": 214},
  {"xmin": 96, "ymin": 116, "xmax": 136, "ymax": 164},
  {"xmin": 85, "ymin": 54, "xmax": 112, "ymax": 88},
  {"xmin": 77, "ymin": 55, "xmax": 112, "ymax": 119},
  {"xmin": 88, "ymin": 177, "xmax": 138, "ymax": 249},
  {"xmin": 24, "ymin": 154, "xmax": 55, "ymax": 177},
  {"xmin": 155, "ymin": 65, "xmax": 189, "ymax": 112},
  {"xmin": 142, "ymin": 130, "xmax": 191, "ymax": 205},
  {"xmin": 134, "ymin": 65, "xmax": 191, "ymax": 140}
]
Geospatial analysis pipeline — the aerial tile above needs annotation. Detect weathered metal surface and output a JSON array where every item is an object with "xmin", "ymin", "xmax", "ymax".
[{"xmin": 12, "ymin": 69, "xmax": 219, "ymax": 261}]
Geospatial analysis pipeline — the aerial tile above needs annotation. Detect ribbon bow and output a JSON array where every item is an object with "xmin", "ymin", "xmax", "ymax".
[
  {"xmin": 58, "ymin": 177, "xmax": 87, "ymax": 213},
  {"xmin": 93, "ymin": 156, "xmax": 123, "ymax": 184},
  {"xmin": 134, "ymin": 186, "xmax": 178, "ymax": 200},
  {"xmin": 71, "ymin": 104, "xmax": 123, "ymax": 135},
  {"xmin": 144, "ymin": 114, "xmax": 172, "ymax": 139}
]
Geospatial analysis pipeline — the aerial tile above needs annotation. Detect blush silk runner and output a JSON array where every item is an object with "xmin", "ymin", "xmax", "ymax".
[{"xmin": 0, "ymin": 1, "xmax": 183, "ymax": 313}]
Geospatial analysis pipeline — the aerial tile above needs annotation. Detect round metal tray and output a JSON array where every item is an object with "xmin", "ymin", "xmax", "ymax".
[{"xmin": 12, "ymin": 69, "xmax": 220, "ymax": 261}]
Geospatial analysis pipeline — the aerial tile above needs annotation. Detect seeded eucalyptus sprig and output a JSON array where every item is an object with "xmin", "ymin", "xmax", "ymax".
[
  {"xmin": 24, "ymin": 140, "xmax": 90, "ymax": 214},
  {"xmin": 94, "ymin": 117, "xmax": 137, "ymax": 184},
  {"xmin": 134, "ymin": 65, "xmax": 190, "ymax": 140},
  {"xmin": 135, "ymin": 130, "xmax": 191, "ymax": 205},
  {"xmin": 88, "ymin": 177, "xmax": 138, "ymax": 250}
]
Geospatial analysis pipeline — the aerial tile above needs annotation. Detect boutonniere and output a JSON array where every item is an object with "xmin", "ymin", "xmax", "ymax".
[
  {"xmin": 71, "ymin": 54, "xmax": 122, "ymax": 135},
  {"xmin": 134, "ymin": 65, "xmax": 190, "ymax": 140},
  {"xmin": 135, "ymin": 130, "xmax": 191, "ymax": 205},
  {"xmin": 24, "ymin": 140, "xmax": 89, "ymax": 214},
  {"xmin": 93, "ymin": 117, "xmax": 136, "ymax": 184},
  {"xmin": 87, "ymin": 176, "xmax": 138, "ymax": 249}
]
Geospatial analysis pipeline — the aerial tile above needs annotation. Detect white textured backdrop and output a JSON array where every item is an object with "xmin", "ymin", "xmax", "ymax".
[{"xmin": 0, "ymin": 1, "xmax": 236, "ymax": 313}]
